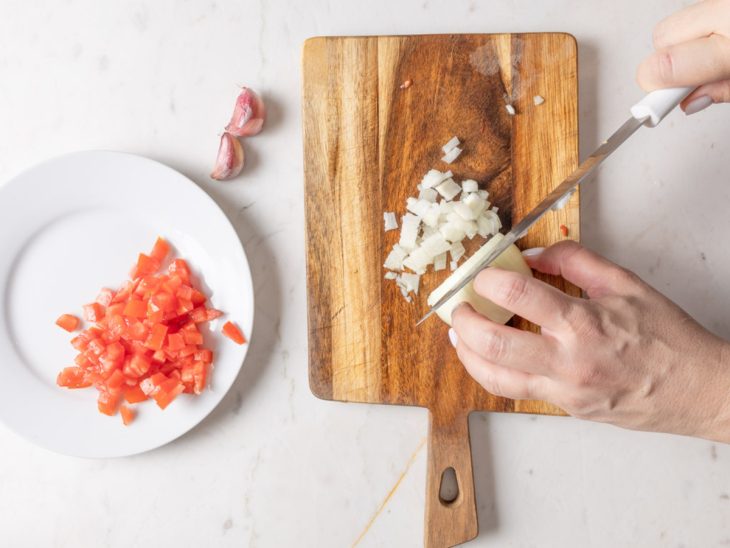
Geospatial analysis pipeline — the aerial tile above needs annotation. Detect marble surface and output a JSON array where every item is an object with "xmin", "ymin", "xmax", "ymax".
[{"xmin": 1, "ymin": 0, "xmax": 729, "ymax": 546}]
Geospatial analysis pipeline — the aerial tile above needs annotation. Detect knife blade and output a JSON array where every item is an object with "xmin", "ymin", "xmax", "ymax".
[{"xmin": 417, "ymin": 87, "xmax": 692, "ymax": 326}]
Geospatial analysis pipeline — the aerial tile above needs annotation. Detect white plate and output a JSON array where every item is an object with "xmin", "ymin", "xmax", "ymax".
[{"xmin": 0, "ymin": 151, "xmax": 253, "ymax": 458}]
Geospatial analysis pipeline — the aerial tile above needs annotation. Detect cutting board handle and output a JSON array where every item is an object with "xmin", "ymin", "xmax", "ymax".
[{"xmin": 425, "ymin": 410, "xmax": 478, "ymax": 547}]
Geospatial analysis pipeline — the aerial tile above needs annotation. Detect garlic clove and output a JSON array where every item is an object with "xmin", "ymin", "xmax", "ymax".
[
  {"xmin": 210, "ymin": 132, "xmax": 245, "ymax": 180},
  {"xmin": 225, "ymin": 87, "xmax": 266, "ymax": 137}
]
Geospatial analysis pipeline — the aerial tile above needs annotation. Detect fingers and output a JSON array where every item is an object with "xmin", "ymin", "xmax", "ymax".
[
  {"xmin": 522, "ymin": 241, "xmax": 644, "ymax": 299},
  {"xmin": 637, "ymin": 34, "xmax": 730, "ymax": 90},
  {"xmin": 451, "ymin": 303, "xmax": 558, "ymax": 375},
  {"xmin": 453, "ymin": 332, "xmax": 549, "ymax": 401},
  {"xmin": 681, "ymin": 80, "xmax": 730, "ymax": 111},
  {"xmin": 651, "ymin": 0, "xmax": 729, "ymax": 50}
]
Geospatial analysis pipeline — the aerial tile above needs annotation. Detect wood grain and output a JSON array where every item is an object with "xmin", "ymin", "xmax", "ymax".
[{"xmin": 303, "ymin": 33, "xmax": 579, "ymax": 547}]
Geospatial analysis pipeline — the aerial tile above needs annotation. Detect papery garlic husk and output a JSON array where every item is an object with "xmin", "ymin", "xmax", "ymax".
[
  {"xmin": 225, "ymin": 87, "xmax": 266, "ymax": 137},
  {"xmin": 210, "ymin": 132, "xmax": 245, "ymax": 180}
]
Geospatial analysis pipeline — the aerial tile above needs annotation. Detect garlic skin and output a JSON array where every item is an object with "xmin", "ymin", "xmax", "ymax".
[
  {"xmin": 225, "ymin": 87, "xmax": 266, "ymax": 137},
  {"xmin": 210, "ymin": 132, "xmax": 245, "ymax": 180}
]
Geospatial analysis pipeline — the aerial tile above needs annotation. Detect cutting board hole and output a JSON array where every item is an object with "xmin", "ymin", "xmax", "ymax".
[{"xmin": 439, "ymin": 467, "xmax": 459, "ymax": 505}]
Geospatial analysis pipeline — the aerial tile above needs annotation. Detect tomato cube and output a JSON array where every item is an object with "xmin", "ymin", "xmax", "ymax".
[
  {"xmin": 153, "ymin": 378, "xmax": 184, "ymax": 410},
  {"xmin": 150, "ymin": 237, "xmax": 170, "ymax": 263},
  {"xmin": 166, "ymin": 332, "xmax": 185, "ymax": 351},
  {"xmin": 97, "ymin": 390, "xmax": 120, "ymax": 416},
  {"xmin": 56, "ymin": 314, "xmax": 80, "ymax": 332},
  {"xmin": 120, "ymin": 405, "xmax": 135, "ymax": 426},
  {"xmin": 96, "ymin": 288, "xmax": 115, "ymax": 307},
  {"xmin": 131, "ymin": 253, "xmax": 160, "ymax": 279},
  {"xmin": 123, "ymin": 298, "xmax": 147, "ymax": 319},
  {"xmin": 83, "ymin": 303, "xmax": 106, "ymax": 322},
  {"xmin": 57, "ymin": 367, "xmax": 91, "ymax": 388},
  {"xmin": 222, "ymin": 321, "xmax": 246, "ymax": 345},
  {"xmin": 145, "ymin": 323, "xmax": 168, "ymax": 351},
  {"xmin": 124, "ymin": 385, "xmax": 148, "ymax": 404}
]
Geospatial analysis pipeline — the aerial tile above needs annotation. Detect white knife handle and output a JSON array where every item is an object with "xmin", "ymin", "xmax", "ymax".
[{"xmin": 630, "ymin": 87, "xmax": 694, "ymax": 127}]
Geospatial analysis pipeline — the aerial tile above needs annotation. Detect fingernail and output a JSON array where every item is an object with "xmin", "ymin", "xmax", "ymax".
[
  {"xmin": 521, "ymin": 247, "xmax": 545, "ymax": 257},
  {"xmin": 684, "ymin": 95, "xmax": 712, "ymax": 115},
  {"xmin": 448, "ymin": 328, "xmax": 458, "ymax": 347}
]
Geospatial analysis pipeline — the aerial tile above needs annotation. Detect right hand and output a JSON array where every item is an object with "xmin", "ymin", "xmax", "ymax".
[{"xmin": 637, "ymin": 0, "xmax": 730, "ymax": 114}]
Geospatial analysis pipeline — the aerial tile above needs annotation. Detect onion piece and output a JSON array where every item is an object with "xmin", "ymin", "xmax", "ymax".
[
  {"xmin": 384, "ymin": 244, "xmax": 408, "ymax": 271},
  {"xmin": 384, "ymin": 212, "xmax": 398, "ymax": 231},
  {"xmin": 505, "ymin": 104, "xmax": 516, "ymax": 116},
  {"xmin": 399, "ymin": 273, "xmax": 421, "ymax": 295},
  {"xmin": 384, "ymin": 271, "xmax": 398, "ymax": 280},
  {"xmin": 462, "ymin": 179, "xmax": 479, "ymax": 193},
  {"xmin": 433, "ymin": 253, "xmax": 447, "ymax": 271},
  {"xmin": 441, "ymin": 146, "xmax": 462, "ymax": 164},
  {"xmin": 533, "ymin": 95, "xmax": 545, "ymax": 106},
  {"xmin": 435, "ymin": 178, "xmax": 461, "ymax": 201},
  {"xmin": 418, "ymin": 187, "xmax": 438, "ymax": 203},
  {"xmin": 399, "ymin": 214, "xmax": 421, "ymax": 250},
  {"xmin": 450, "ymin": 241, "xmax": 465, "ymax": 263},
  {"xmin": 421, "ymin": 169, "xmax": 452, "ymax": 189},
  {"xmin": 442, "ymin": 136, "xmax": 460, "ymax": 154}
]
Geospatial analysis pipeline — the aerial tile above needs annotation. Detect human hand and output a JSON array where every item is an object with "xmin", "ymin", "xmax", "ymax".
[
  {"xmin": 450, "ymin": 241, "xmax": 730, "ymax": 442},
  {"xmin": 637, "ymin": 0, "xmax": 730, "ymax": 114}
]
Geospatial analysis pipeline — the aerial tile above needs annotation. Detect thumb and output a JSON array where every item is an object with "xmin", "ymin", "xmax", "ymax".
[
  {"xmin": 521, "ymin": 241, "xmax": 640, "ymax": 299},
  {"xmin": 681, "ymin": 80, "xmax": 730, "ymax": 114}
]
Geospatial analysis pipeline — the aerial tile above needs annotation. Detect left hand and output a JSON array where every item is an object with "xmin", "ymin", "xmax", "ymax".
[{"xmin": 450, "ymin": 241, "xmax": 730, "ymax": 442}]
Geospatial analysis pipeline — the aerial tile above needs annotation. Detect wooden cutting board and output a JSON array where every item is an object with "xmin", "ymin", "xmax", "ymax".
[{"xmin": 302, "ymin": 33, "xmax": 579, "ymax": 547}]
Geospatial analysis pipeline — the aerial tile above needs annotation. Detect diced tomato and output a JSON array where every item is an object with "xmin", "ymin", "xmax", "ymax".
[
  {"xmin": 70, "ymin": 333, "xmax": 90, "ymax": 351},
  {"xmin": 182, "ymin": 329, "xmax": 203, "ymax": 345},
  {"xmin": 153, "ymin": 378, "xmax": 184, "ymax": 410},
  {"xmin": 124, "ymin": 385, "xmax": 148, "ymax": 404},
  {"xmin": 87, "ymin": 338, "xmax": 106, "ymax": 356},
  {"xmin": 140, "ymin": 372, "xmax": 167, "ymax": 396},
  {"xmin": 194, "ymin": 349, "xmax": 213, "ymax": 364},
  {"xmin": 150, "ymin": 237, "xmax": 170, "ymax": 263},
  {"xmin": 190, "ymin": 289, "xmax": 207, "ymax": 306},
  {"xmin": 96, "ymin": 288, "xmax": 115, "ymax": 307},
  {"xmin": 106, "ymin": 369, "xmax": 125, "ymax": 390},
  {"xmin": 131, "ymin": 253, "xmax": 160, "ymax": 279},
  {"xmin": 222, "ymin": 322, "xmax": 246, "ymax": 345},
  {"xmin": 97, "ymin": 390, "xmax": 120, "ymax": 416},
  {"xmin": 124, "ymin": 354, "xmax": 151, "ymax": 378},
  {"xmin": 83, "ymin": 303, "xmax": 105, "ymax": 322},
  {"xmin": 166, "ymin": 332, "xmax": 185, "ymax": 351},
  {"xmin": 120, "ymin": 405, "xmax": 135, "ymax": 426},
  {"xmin": 123, "ymin": 298, "xmax": 147, "ymax": 319},
  {"xmin": 56, "ymin": 236, "xmax": 229, "ymax": 424},
  {"xmin": 57, "ymin": 366, "xmax": 91, "ymax": 388},
  {"xmin": 56, "ymin": 314, "xmax": 80, "ymax": 332},
  {"xmin": 145, "ymin": 323, "xmax": 168, "ymax": 351},
  {"xmin": 192, "ymin": 361, "xmax": 208, "ymax": 395}
]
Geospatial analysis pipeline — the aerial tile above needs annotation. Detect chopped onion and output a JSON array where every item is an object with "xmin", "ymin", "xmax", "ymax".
[
  {"xmin": 384, "ymin": 271, "xmax": 397, "ymax": 280},
  {"xmin": 462, "ymin": 179, "xmax": 479, "ymax": 193},
  {"xmin": 450, "ymin": 260, "xmax": 458, "ymax": 271},
  {"xmin": 421, "ymin": 233, "xmax": 451, "ymax": 258},
  {"xmin": 442, "ymin": 136, "xmax": 460, "ymax": 154},
  {"xmin": 433, "ymin": 253, "xmax": 447, "ymax": 271},
  {"xmin": 435, "ymin": 178, "xmax": 461, "ymax": 201},
  {"xmin": 384, "ymin": 244, "xmax": 408, "ymax": 270},
  {"xmin": 383, "ymin": 212, "xmax": 398, "ymax": 231},
  {"xmin": 418, "ymin": 187, "xmax": 438, "ymax": 203},
  {"xmin": 421, "ymin": 169, "xmax": 452, "ymax": 189},
  {"xmin": 399, "ymin": 273, "xmax": 420, "ymax": 295},
  {"xmin": 453, "ymin": 201, "xmax": 477, "ymax": 221},
  {"xmin": 505, "ymin": 104, "xmax": 516, "ymax": 116},
  {"xmin": 441, "ymin": 146, "xmax": 463, "ymax": 164},
  {"xmin": 464, "ymin": 192, "xmax": 487, "ymax": 217},
  {"xmin": 533, "ymin": 95, "xmax": 545, "ymax": 106},
  {"xmin": 439, "ymin": 221, "xmax": 466, "ymax": 243},
  {"xmin": 477, "ymin": 189, "xmax": 489, "ymax": 200},
  {"xmin": 399, "ymin": 213, "xmax": 421, "ymax": 250},
  {"xmin": 450, "ymin": 241, "xmax": 465, "ymax": 263}
]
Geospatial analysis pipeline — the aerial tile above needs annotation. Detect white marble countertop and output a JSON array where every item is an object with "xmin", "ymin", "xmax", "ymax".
[{"xmin": 1, "ymin": 0, "xmax": 729, "ymax": 546}]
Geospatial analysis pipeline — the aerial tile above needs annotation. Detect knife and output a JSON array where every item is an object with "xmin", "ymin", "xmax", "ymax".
[{"xmin": 417, "ymin": 87, "xmax": 693, "ymax": 326}]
